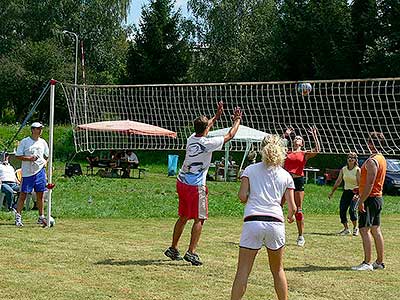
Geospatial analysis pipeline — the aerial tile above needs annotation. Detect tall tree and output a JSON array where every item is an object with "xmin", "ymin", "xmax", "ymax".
[
  {"xmin": 350, "ymin": 0, "xmax": 379, "ymax": 76},
  {"xmin": 308, "ymin": 0, "xmax": 354, "ymax": 79},
  {"xmin": 0, "ymin": 0, "xmax": 130, "ymax": 123},
  {"xmin": 126, "ymin": 0, "xmax": 191, "ymax": 84},
  {"xmin": 276, "ymin": 0, "xmax": 353, "ymax": 80},
  {"xmin": 275, "ymin": 0, "xmax": 313, "ymax": 80},
  {"xmin": 188, "ymin": 0, "xmax": 280, "ymax": 82},
  {"xmin": 361, "ymin": 0, "xmax": 400, "ymax": 77},
  {"xmin": 78, "ymin": 0, "xmax": 131, "ymax": 84}
]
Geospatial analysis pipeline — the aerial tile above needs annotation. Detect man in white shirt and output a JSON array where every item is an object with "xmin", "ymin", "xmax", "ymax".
[
  {"xmin": 122, "ymin": 150, "xmax": 139, "ymax": 177},
  {"xmin": 124, "ymin": 150, "xmax": 139, "ymax": 164},
  {"xmin": 14, "ymin": 122, "xmax": 49, "ymax": 227},
  {"xmin": 0, "ymin": 152, "xmax": 20, "ymax": 210},
  {"xmin": 164, "ymin": 102, "xmax": 242, "ymax": 266}
]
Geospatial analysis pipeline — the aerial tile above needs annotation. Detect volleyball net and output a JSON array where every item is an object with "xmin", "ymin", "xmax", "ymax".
[{"xmin": 59, "ymin": 78, "xmax": 400, "ymax": 155}]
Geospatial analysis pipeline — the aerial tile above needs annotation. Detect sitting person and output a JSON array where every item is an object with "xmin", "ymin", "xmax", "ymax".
[
  {"xmin": 0, "ymin": 152, "xmax": 20, "ymax": 210},
  {"xmin": 86, "ymin": 154, "xmax": 100, "ymax": 173},
  {"xmin": 124, "ymin": 150, "xmax": 139, "ymax": 166},
  {"xmin": 86, "ymin": 154, "xmax": 99, "ymax": 167},
  {"xmin": 122, "ymin": 150, "xmax": 139, "ymax": 177}
]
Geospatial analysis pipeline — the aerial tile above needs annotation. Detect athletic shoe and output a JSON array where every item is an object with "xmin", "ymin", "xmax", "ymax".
[
  {"xmin": 37, "ymin": 216, "xmax": 47, "ymax": 226},
  {"xmin": 372, "ymin": 261, "xmax": 385, "ymax": 270},
  {"xmin": 339, "ymin": 229, "xmax": 350, "ymax": 235},
  {"xmin": 351, "ymin": 261, "xmax": 373, "ymax": 271},
  {"xmin": 353, "ymin": 228, "xmax": 359, "ymax": 236},
  {"xmin": 183, "ymin": 251, "xmax": 203, "ymax": 266},
  {"xmin": 15, "ymin": 213, "xmax": 24, "ymax": 227},
  {"xmin": 296, "ymin": 236, "xmax": 305, "ymax": 247},
  {"xmin": 164, "ymin": 247, "xmax": 183, "ymax": 261}
]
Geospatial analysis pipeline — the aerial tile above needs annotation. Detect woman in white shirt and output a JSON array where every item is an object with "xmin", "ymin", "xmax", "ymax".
[
  {"xmin": 328, "ymin": 152, "xmax": 361, "ymax": 236},
  {"xmin": 231, "ymin": 135, "xmax": 296, "ymax": 300}
]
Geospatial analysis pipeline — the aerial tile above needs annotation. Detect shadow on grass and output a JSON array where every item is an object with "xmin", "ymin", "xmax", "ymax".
[
  {"xmin": 222, "ymin": 241, "xmax": 239, "ymax": 247},
  {"xmin": 0, "ymin": 222, "xmax": 15, "ymax": 227},
  {"xmin": 285, "ymin": 264, "xmax": 350, "ymax": 272},
  {"xmin": 95, "ymin": 258, "xmax": 190, "ymax": 267},
  {"xmin": 307, "ymin": 232, "xmax": 338, "ymax": 236},
  {"xmin": 0, "ymin": 222, "xmax": 42, "ymax": 228}
]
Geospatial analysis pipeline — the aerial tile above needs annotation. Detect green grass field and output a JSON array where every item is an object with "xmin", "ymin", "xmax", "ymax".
[{"xmin": 0, "ymin": 162, "xmax": 399, "ymax": 299}]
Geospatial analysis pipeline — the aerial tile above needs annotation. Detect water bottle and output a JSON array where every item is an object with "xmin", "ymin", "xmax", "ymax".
[{"xmin": 88, "ymin": 195, "xmax": 93, "ymax": 205}]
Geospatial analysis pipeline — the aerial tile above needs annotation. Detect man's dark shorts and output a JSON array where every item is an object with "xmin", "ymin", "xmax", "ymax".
[
  {"xmin": 359, "ymin": 197, "xmax": 383, "ymax": 228},
  {"xmin": 293, "ymin": 176, "xmax": 305, "ymax": 192}
]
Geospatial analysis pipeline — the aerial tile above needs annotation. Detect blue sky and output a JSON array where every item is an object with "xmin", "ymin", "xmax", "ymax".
[{"xmin": 127, "ymin": 0, "xmax": 189, "ymax": 26}]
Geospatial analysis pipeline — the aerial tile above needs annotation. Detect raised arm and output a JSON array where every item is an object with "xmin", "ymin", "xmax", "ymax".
[
  {"xmin": 223, "ymin": 107, "xmax": 242, "ymax": 144},
  {"xmin": 305, "ymin": 126, "xmax": 320, "ymax": 160},
  {"xmin": 282, "ymin": 127, "xmax": 294, "ymax": 147},
  {"xmin": 203, "ymin": 101, "xmax": 224, "ymax": 136}
]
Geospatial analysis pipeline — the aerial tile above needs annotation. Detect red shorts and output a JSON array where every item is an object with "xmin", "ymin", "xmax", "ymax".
[{"xmin": 177, "ymin": 180, "xmax": 208, "ymax": 220}]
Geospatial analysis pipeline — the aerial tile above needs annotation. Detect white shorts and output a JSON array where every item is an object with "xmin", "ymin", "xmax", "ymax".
[{"xmin": 239, "ymin": 221, "xmax": 285, "ymax": 250}]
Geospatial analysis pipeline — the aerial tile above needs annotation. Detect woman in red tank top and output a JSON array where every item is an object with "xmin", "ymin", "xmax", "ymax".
[{"xmin": 283, "ymin": 126, "xmax": 320, "ymax": 247}]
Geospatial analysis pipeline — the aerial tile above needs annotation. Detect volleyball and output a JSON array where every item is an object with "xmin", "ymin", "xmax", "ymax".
[{"xmin": 297, "ymin": 83, "xmax": 312, "ymax": 96}]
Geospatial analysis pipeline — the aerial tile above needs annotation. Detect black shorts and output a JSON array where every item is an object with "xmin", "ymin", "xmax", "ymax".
[
  {"xmin": 358, "ymin": 197, "xmax": 383, "ymax": 228},
  {"xmin": 293, "ymin": 176, "xmax": 305, "ymax": 192}
]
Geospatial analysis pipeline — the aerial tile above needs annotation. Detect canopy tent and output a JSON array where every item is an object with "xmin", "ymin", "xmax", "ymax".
[
  {"xmin": 76, "ymin": 120, "xmax": 177, "ymax": 138},
  {"xmin": 207, "ymin": 125, "xmax": 269, "ymax": 181}
]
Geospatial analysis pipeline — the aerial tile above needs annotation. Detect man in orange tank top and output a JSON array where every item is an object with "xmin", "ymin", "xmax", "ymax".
[{"xmin": 351, "ymin": 132, "xmax": 387, "ymax": 271}]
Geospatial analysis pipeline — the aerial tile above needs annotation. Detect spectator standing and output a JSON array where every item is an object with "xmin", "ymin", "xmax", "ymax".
[
  {"xmin": 328, "ymin": 152, "xmax": 361, "ymax": 236},
  {"xmin": 14, "ymin": 122, "xmax": 49, "ymax": 227}
]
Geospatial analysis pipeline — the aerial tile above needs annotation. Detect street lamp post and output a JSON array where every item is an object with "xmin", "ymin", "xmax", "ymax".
[{"xmin": 62, "ymin": 30, "xmax": 78, "ymax": 101}]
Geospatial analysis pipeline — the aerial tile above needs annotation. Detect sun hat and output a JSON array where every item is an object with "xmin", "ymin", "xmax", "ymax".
[{"xmin": 31, "ymin": 122, "xmax": 44, "ymax": 128}]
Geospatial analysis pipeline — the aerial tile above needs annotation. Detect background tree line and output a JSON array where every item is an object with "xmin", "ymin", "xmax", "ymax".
[{"xmin": 0, "ymin": 0, "xmax": 399, "ymax": 124}]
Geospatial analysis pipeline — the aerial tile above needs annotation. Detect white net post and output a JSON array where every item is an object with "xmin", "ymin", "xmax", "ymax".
[{"xmin": 46, "ymin": 79, "xmax": 56, "ymax": 227}]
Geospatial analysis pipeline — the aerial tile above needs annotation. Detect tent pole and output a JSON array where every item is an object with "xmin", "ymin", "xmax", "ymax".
[
  {"xmin": 240, "ymin": 142, "xmax": 252, "ymax": 173},
  {"xmin": 224, "ymin": 143, "xmax": 229, "ymax": 182}
]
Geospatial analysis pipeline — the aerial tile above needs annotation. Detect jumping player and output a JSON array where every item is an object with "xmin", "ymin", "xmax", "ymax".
[
  {"xmin": 164, "ymin": 102, "xmax": 242, "ymax": 266},
  {"xmin": 282, "ymin": 126, "xmax": 320, "ymax": 246}
]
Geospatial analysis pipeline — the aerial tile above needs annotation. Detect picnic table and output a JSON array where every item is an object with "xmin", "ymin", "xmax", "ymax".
[{"xmin": 87, "ymin": 159, "xmax": 146, "ymax": 178}]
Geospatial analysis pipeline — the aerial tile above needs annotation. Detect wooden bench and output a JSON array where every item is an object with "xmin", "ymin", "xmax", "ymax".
[
  {"xmin": 131, "ymin": 168, "xmax": 146, "ymax": 179},
  {"xmin": 86, "ymin": 162, "xmax": 146, "ymax": 179}
]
